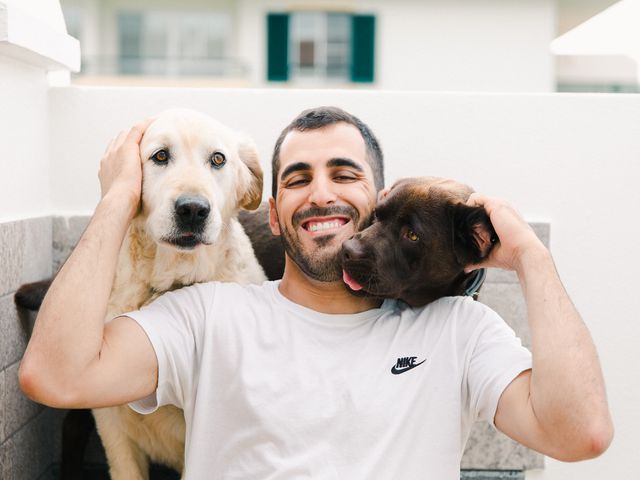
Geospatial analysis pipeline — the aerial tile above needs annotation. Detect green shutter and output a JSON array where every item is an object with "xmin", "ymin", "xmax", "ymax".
[
  {"xmin": 267, "ymin": 13, "xmax": 289, "ymax": 81},
  {"xmin": 351, "ymin": 15, "xmax": 375, "ymax": 83}
]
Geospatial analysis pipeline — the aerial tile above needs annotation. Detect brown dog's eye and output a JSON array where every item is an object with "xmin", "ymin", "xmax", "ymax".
[
  {"xmin": 405, "ymin": 229, "xmax": 419, "ymax": 242},
  {"xmin": 152, "ymin": 149, "xmax": 169, "ymax": 163},
  {"xmin": 210, "ymin": 152, "xmax": 226, "ymax": 169}
]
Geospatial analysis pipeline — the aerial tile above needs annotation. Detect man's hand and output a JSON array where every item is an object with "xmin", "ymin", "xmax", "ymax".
[
  {"xmin": 99, "ymin": 118, "xmax": 154, "ymax": 216},
  {"xmin": 464, "ymin": 193, "xmax": 548, "ymax": 274}
]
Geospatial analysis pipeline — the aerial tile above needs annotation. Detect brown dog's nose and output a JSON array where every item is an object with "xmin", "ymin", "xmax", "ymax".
[
  {"xmin": 175, "ymin": 195, "xmax": 210, "ymax": 232},
  {"xmin": 342, "ymin": 238, "xmax": 367, "ymax": 262}
]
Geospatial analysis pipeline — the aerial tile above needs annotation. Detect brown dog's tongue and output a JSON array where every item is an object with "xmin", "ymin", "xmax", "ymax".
[{"xmin": 342, "ymin": 270, "xmax": 364, "ymax": 291}]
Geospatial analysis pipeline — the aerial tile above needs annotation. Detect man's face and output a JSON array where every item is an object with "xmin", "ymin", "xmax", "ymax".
[{"xmin": 269, "ymin": 123, "xmax": 378, "ymax": 282}]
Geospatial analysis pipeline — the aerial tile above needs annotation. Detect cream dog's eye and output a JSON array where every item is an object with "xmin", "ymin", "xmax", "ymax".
[
  {"xmin": 151, "ymin": 149, "xmax": 169, "ymax": 163},
  {"xmin": 405, "ymin": 229, "xmax": 419, "ymax": 242},
  {"xmin": 210, "ymin": 152, "xmax": 226, "ymax": 168}
]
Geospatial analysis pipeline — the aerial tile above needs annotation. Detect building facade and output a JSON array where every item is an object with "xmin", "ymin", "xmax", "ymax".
[{"xmin": 60, "ymin": 0, "xmax": 556, "ymax": 91}]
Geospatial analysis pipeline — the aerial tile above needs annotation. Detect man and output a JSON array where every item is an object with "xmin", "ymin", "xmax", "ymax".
[{"xmin": 20, "ymin": 107, "xmax": 612, "ymax": 478}]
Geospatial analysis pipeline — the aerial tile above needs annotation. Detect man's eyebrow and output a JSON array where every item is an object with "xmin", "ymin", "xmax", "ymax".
[
  {"xmin": 326, "ymin": 157, "xmax": 364, "ymax": 172},
  {"xmin": 280, "ymin": 162, "xmax": 311, "ymax": 181}
]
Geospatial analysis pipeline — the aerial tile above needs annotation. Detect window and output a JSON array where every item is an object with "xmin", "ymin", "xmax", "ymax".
[
  {"xmin": 118, "ymin": 12, "xmax": 232, "ymax": 76},
  {"xmin": 289, "ymin": 12, "xmax": 351, "ymax": 81},
  {"xmin": 267, "ymin": 12, "xmax": 375, "ymax": 84}
]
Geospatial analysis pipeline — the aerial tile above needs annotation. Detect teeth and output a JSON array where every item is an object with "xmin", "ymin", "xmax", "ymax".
[{"xmin": 308, "ymin": 220, "xmax": 342, "ymax": 232}]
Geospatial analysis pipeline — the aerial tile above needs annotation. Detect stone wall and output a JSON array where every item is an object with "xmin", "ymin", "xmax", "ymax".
[
  {"xmin": 0, "ymin": 217, "xmax": 63, "ymax": 480},
  {"xmin": 0, "ymin": 214, "xmax": 548, "ymax": 478},
  {"xmin": 47, "ymin": 215, "xmax": 549, "ymax": 478},
  {"xmin": 462, "ymin": 223, "xmax": 549, "ymax": 472}
]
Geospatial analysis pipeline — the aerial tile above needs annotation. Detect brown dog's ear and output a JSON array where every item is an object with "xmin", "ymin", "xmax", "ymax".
[
  {"xmin": 377, "ymin": 187, "xmax": 390, "ymax": 202},
  {"xmin": 450, "ymin": 203, "xmax": 498, "ymax": 266},
  {"xmin": 237, "ymin": 138, "xmax": 264, "ymax": 211}
]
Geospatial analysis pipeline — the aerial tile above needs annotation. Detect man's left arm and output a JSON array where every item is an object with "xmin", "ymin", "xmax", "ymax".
[{"xmin": 467, "ymin": 194, "xmax": 614, "ymax": 461}]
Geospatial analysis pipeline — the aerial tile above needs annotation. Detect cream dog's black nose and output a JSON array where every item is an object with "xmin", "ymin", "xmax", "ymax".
[{"xmin": 175, "ymin": 195, "xmax": 210, "ymax": 232}]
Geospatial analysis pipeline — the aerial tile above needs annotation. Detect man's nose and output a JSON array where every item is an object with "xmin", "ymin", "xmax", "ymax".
[{"xmin": 308, "ymin": 176, "xmax": 337, "ymax": 207}]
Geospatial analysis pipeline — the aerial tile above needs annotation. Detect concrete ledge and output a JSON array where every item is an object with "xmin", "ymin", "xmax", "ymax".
[
  {"xmin": 2, "ymin": 361, "xmax": 43, "ymax": 443},
  {"xmin": 479, "ymin": 283, "xmax": 530, "ymax": 347},
  {"xmin": 49, "ymin": 214, "xmax": 548, "ymax": 471},
  {"xmin": 52, "ymin": 216, "xmax": 89, "ymax": 273},
  {"xmin": 0, "ymin": 217, "xmax": 52, "ymax": 298},
  {"xmin": 0, "ymin": 294, "xmax": 30, "ymax": 371},
  {"xmin": 0, "ymin": 408, "xmax": 64, "ymax": 480},
  {"xmin": 463, "ymin": 422, "xmax": 544, "ymax": 470},
  {"xmin": 484, "ymin": 223, "xmax": 550, "ymax": 284},
  {"xmin": 461, "ymin": 471, "xmax": 524, "ymax": 480},
  {"xmin": 0, "ymin": 214, "xmax": 549, "ymax": 475},
  {"xmin": 462, "ymin": 223, "xmax": 548, "ymax": 471},
  {"xmin": 0, "ymin": 1, "xmax": 80, "ymax": 72}
]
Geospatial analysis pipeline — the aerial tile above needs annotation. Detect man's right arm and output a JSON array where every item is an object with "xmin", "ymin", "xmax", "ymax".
[{"xmin": 19, "ymin": 122, "xmax": 158, "ymax": 408}]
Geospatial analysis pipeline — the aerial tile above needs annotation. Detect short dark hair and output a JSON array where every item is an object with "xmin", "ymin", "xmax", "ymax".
[{"xmin": 271, "ymin": 106, "xmax": 384, "ymax": 198}]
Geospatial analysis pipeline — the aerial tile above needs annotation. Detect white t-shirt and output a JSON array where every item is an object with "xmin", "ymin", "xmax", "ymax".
[{"xmin": 127, "ymin": 281, "xmax": 532, "ymax": 480}]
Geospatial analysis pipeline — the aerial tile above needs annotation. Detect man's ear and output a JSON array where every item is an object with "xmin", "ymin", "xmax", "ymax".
[
  {"xmin": 450, "ymin": 203, "xmax": 498, "ymax": 266},
  {"xmin": 237, "ymin": 137, "xmax": 264, "ymax": 211},
  {"xmin": 268, "ymin": 197, "xmax": 281, "ymax": 236}
]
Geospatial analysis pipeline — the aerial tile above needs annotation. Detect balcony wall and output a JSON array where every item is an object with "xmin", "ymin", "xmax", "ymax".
[
  {"xmin": 44, "ymin": 87, "xmax": 640, "ymax": 480},
  {"xmin": 49, "ymin": 87, "xmax": 640, "ymax": 480},
  {"xmin": 1, "ymin": 77, "xmax": 639, "ymax": 479}
]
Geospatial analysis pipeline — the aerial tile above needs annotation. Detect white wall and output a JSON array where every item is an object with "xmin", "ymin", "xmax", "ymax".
[
  {"xmin": 0, "ymin": 0, "xmax": 77, "ymax": 222},
  {"xmin": 0, "ymin": 57, "xmax": 51, "ymax": 221},
  {"xmin": 375, "ymin": 0, "xmax": 555, "ymax": 91},
  {"xmin": 0, "ymin": 0, "xmax": 79, "ymax": 222},
  {"xmin": 47, "ymin": 86, "xmax": 640, "ymax": 479},
  {"xmin": 3, "ymin": 0, "xmax": 67, "ymax": 34},
  {"xmin": 556, "ymin": 0, "xmax": 637, "ymax": 87}
]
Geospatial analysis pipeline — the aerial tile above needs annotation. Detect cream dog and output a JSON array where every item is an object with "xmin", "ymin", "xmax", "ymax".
[{"xmin": 92, "ymin": 109, "xmax": 266, "ymax": 479}]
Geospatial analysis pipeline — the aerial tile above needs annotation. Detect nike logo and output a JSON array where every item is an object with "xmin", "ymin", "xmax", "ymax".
[{"xmin": 391, "ymin": 356, "xmax": 426, "ymax": 375}]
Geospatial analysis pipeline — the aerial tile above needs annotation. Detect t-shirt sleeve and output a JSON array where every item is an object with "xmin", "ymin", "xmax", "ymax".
[
  {"xmin": 464, "ymin": 300, "xmax": 532, "ymax": 427},
  {"xmin": 123, "ymin": 283, "xmax": 213, "ymax": 414}
]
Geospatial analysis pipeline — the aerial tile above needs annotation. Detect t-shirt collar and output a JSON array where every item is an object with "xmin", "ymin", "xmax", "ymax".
[{"xmin": 269, "ymin": 280, "xmax": 397, "ymax": 327}]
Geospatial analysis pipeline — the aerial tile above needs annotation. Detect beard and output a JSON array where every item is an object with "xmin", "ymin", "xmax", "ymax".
[{"xmin": 278, "ymin": 205, "xmax": 372, "ymax": 282}]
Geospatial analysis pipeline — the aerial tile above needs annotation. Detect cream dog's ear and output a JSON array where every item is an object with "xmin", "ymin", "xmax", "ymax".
[{"xmin": 237, "ymin": 136, "xmax": 264, "ymax": 211}]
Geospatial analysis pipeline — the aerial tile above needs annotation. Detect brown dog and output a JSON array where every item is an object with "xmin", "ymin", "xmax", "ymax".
[{"xmin": 340, "ymin": 176, "xmax": 497, "ymax": 307}]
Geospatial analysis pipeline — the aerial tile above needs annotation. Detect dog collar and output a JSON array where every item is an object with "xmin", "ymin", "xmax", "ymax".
[{"xmin": 464, "ymin": 268, "xmax": 486, "ymax": 299}]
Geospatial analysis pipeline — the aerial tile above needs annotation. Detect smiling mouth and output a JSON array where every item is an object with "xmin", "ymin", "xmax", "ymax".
[{"xmin": 301, "ymin": 217, "xmax": 349, "ymax": 234}]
